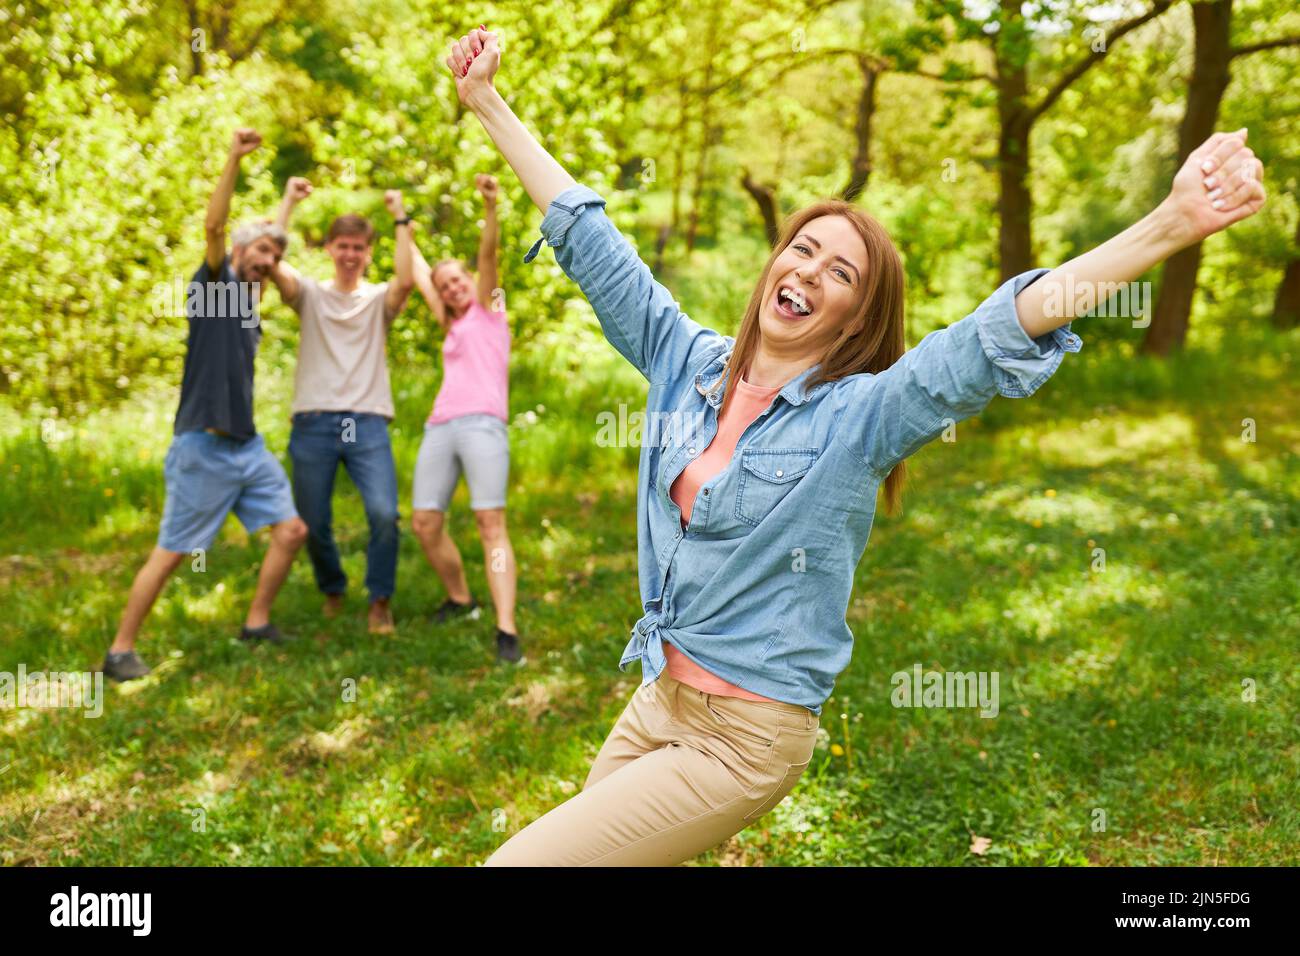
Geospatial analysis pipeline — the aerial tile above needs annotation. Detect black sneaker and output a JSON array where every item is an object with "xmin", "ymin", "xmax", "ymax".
[
  {"xmin": 434, "ymin": 597, "xmax": 479, "ymax": 624},
  {"xmin": 495, "ymin": 628, "xmax": 522, "ymax": 663},
  {"xmin": 239, "ymin": 623, "xmax": 294, "ymax": 645},
  {"xmin": 101, "ymin": 650, "xmax": 151, "ymax": 682}
]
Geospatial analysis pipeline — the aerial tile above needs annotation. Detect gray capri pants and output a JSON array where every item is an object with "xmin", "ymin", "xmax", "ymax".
[{"xmin": 412, "ymin": 413, "xmax": 510, "ymax": 512}]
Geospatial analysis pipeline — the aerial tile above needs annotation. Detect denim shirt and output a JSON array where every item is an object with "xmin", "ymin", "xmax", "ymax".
[{"xmin": 524, "ymin": 184, "xmax": 1082, "ymax": 715}]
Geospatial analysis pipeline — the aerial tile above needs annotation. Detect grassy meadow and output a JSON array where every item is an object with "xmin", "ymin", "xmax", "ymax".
[{"xmin": 1, "ymin": 294, "xmax": 1297, "ymax": 866}]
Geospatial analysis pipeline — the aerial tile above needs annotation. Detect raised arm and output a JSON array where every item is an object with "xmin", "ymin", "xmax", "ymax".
[
  {"xmin": 449, "ymin": 29, "xmax": 575, "ymax": 213},
  {"xmin": 269, "ymin": 176, "xmax": 311, "ymax": 305},
  {"xmin": 384, "ymin": 189, "xmax": 415, "ymax": 320},
  {"xmin": 275, "ymin": 176, "xmax": 311, "ymax": 231},
  {"xmin": 1015, "ymin": 130, "xmax": 1264, "ymax": 337},
  {"xmin": 838, "ymin": 268, "xmax": 1078, "ymax": 479},
  {"xmin": 841, "ymin": 129, "xmax": 1267, "ymax": 479},
  {"xmin": 410, "ymin": 239, "xmax": 449, "ymax": 329},
  {"xmin": 446, "ymin": 26, "xmax": 723, "ymax": 384},
  {"xmin": 474, "ymin": 173, "xmax": 500, "ymax": 308},
  {"xmin": 205, "ymin": 128, "xmax": 261, "ymax": 271}
]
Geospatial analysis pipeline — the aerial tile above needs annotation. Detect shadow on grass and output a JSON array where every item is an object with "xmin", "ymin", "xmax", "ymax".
[{"xmin": 2, "ymin": 335, "xmax": 1297, "ymax": 865}]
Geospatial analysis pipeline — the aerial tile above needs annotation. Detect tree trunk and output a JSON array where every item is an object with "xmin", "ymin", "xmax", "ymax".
[
  {"xmin": 741, "ymin": 171, "xmax": 780, "ymax": 247},
  {"xmin": 1273, "ymin": 210, "xmax": 1300, "ymax": 329},
  {"xmin": 988, "ymin": 1, "xmax": 1174, "ymax": 283},
  {"xmin": 652, "ymin": 223, "xmax": 673, "ymax": 275},
  {"xmin": 186, "ymin": 0, "xmax": 204, "ymax": 77},
  {"xmin": 996, "ymin": 60, "xmax": 1033, "ymax": 282},
  {"xmin": 686, "ymin": 124, "xmax": 714, "ymax": 253},
  {"xmin": 843, "ymin": 59, "xmax": 878, "ymax": 202},
  {"xmin": 1142, "ymin": 0, "xmax": 1233, "ymax": 355},
  {"xmin": 669, "ymin": 81, "xmax": 689, "ymax": 236},
  {"xmin": 685, "ymin": 8, "xmax": 720, "ymax": 254}
]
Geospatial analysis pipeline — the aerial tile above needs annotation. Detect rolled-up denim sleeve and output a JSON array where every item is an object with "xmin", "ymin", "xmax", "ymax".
[
  {"xmin": 523, "ymin": 184, "xmax": 724, "ymax": 385},
  {"xmin": 838, "ymin": 268, "xmax": 1083, "ymax": 476}
]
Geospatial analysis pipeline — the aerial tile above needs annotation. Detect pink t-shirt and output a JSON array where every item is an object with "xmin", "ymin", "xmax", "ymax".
[
  {"xmin": 428, "ymin": 301, "xmax": 511, "ymax": 424},
  {"xmin": 666, "ymin": 375, "xmax": 782, "ymax": 703}
]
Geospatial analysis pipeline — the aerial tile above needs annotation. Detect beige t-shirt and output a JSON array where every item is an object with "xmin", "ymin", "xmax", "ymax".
[{"xmin": 289, "ymin": 276, "xmax": 395, "ymax": 419}]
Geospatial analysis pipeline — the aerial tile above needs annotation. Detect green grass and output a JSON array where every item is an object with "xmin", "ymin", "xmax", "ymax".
[{"xmin": 2, "ymin": 325, "xmax": 1297, "ymax": 866}]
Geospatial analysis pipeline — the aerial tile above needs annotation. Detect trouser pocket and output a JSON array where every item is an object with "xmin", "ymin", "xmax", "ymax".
[
  {"xmin": 743, "ymin": 755, "xmax": 812, "ymax": 821},
  {"xmin": 703, "ymin": 694, "xmax": 779, "ymax": 747},
  {"xmin": 740, "ymin": 719, "xmax": 818, "ymax": 821}
]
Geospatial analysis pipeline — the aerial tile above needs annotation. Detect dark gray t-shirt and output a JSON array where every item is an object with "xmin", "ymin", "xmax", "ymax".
[{"xmin": 173, "ymin": 256, "xmax": 261, "ymax": 440}]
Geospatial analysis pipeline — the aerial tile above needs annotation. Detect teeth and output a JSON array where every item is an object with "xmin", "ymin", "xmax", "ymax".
[{"xmin": 780, "ymin": 287, "xmax": 811, "ymax": 315}]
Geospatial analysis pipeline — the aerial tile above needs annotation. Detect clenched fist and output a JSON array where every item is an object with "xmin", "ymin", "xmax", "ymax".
[
  {"xmin": 284, "ymin": 177, "xmax": 313, "ymax": 203},
  {"xmin": 230, "ymin": 128, "xmax": 262, "ymax": 158},
  {"xmin": 384, "ymin": 189, "xmax": 407, "ymax": 218},
  {"xmin": 447, "ymin": 27, "xmax": 500, "ymax": 107},
  {"xmin": 475, "ymin": 173, "xmax": 499, "ymax": 205}
]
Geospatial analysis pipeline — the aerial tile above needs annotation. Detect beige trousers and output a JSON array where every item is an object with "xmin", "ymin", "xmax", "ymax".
[{"xmin": 483, "ymin": 672, "xmax": 819, "ymax": 866}]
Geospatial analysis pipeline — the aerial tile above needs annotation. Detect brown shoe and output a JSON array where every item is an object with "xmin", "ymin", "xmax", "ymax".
[
  {"xmin": 324, "ymin": 593, "xmax": 345, "ymax": 619},
  {"xmin": 368, "ymin": 598, "xmax": 395, "ymax": 635}
]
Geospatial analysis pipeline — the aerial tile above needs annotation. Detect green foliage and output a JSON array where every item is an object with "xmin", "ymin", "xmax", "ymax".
[
  {"xmin": 4, "ymin": 0, "xmax": 1299, "ymax": 413},
  {"xmin": 2, "ymin": 0, "xmax": 1299, "ymax": 866}
]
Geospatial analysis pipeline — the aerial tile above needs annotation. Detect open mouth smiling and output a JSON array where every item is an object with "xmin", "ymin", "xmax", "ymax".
[{"xmin": 774, "ymin": 284, "xmax": 814, "ymax": 319}]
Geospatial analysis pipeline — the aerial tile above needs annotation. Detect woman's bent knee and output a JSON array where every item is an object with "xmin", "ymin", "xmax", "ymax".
[
  {"xmin": 473, "ymin": 508, "xmax": 506, "ymax": 540},
  {"xmin": 411, "ymin": 509, "xmax": 445, "ymax": 538}
]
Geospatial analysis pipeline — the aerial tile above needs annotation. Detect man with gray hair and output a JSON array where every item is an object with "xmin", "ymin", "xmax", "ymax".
[{"xmin": 101, "ymin": 127, "xmax": 308, "ymax": 682}]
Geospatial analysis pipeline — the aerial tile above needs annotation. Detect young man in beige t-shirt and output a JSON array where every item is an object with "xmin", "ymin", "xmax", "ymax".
[{"xmin": 268, "ymin": 180, "xmax": 414, "ymax": 634}]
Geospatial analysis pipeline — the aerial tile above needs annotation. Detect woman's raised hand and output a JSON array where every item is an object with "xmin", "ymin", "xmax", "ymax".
[
  {"xmin": 442, "ymin": 23, "xmax": 575, "ymax": 214},
  {"xmin": 447, "ymin": 26, "xmax": 500, "ymax": 106},
  {"xmin": 1161, "ymin": 129, "xmax": 1266, "ymax": 247},
  {"xmin": 1014, "ymin": 128, "xmax": 1268, "ymax": 338}
]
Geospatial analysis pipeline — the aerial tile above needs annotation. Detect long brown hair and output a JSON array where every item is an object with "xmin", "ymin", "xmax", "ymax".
[{"xmin": 722, "ymin": 199, "xmax": 908, "ymax": 514}]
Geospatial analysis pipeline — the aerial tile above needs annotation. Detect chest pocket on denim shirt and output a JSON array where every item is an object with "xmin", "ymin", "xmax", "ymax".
[{"xmin": 735, "ymin": 447, "xmax": 819, "ymax": 528}]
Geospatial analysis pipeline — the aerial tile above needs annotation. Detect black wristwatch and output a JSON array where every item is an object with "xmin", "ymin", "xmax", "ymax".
[{"xmin": 394, "ymin": 216, "xmax": 413, "ymax": 227}]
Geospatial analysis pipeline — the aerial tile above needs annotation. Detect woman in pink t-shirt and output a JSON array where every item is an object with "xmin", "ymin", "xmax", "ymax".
[{"xmin": 410, "ymin": 174, "xmax": 521, "ymax": 663}]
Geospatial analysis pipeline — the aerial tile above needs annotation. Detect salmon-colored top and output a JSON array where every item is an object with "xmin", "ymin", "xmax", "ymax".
[{"xmin": 666, "ymin": 375, "xmax": 782, "ymax": 703}]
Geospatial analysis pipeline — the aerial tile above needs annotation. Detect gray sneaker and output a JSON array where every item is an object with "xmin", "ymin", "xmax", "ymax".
[
  {"xmin": 495, "ymin": 629, "xmax": 522, "ymax": 663},
  {"xmin": 239, "ymin": 623, "xmax": 294, "ymax": 645},
  {"xmin": 102, "ymin": 650, "xmax": 151, "ymax": 682},
  {"xmin": 434, "ymin": 597, "xmax": 479, "ymax": 624}
]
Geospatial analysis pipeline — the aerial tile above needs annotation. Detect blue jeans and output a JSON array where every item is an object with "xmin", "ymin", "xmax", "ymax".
[{"xmin": 288, "ymin": 411, "xmax": 398, "ymax": 602}]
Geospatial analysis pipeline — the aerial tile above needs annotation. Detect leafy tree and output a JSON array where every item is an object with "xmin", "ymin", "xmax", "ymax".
[{"xmin": 1142, "ymin": 0, "xmax": 1300, "ymax": 353}]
